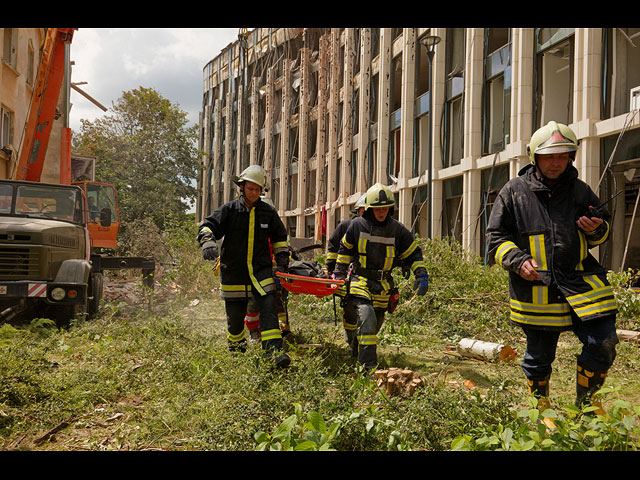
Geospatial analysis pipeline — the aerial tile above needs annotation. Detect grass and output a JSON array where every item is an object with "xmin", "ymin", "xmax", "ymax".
[{"xmin": 1, "ymin": 237, "xmax": 639, "ymax": 451}]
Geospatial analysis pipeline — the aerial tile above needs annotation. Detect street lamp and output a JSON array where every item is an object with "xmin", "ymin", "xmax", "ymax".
[{"xmin": 420, "ymin": 35, "xmax": 440, "ymax": 239}]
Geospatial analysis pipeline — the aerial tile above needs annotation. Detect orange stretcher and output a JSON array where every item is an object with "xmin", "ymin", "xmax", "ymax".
[{"xmin": 275, "ymin": 272, "xmax": 344, "ymax": 298}]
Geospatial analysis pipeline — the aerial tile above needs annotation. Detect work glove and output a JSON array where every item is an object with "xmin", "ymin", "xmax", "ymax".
[
  {"xmin": 413, "ymin": 273, "xmax": 429, "ymax": 296},
  {"xmin": 201, "ymin": 241, "xmax": 219, "ymax": 261},
  {"xmin": 274, "ymin": 264, "xmax": 288, "ymax": 290},
  {"xmin": 333, "ymin": 267, "xmax": 347, "ymax": 281}
]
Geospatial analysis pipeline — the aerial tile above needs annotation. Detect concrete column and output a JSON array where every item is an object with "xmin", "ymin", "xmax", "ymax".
[
  {"xmin": 297, "ymin": 44, "xmax": 311, "ymax": 235},
  {"xmin": 264, "ymin": 67, "xmax": 275, "ymax": 195},
  {"xmin": 377, "ymin": 29, "xmax": 392, "ymax": 184},
  {"xmin": 250, "ymin": 78, "xmax": 259, "ymax": 166},
  {"xmin": 399, "ymin": 28, "xmax": 416, "ymax": 226},
  {"xmin": 223, "ymin": 91, "xmax": 233, "ymax": 203},
  {"xmin": 281, "ymin": 58, "xmax": 291, "ymax": 214},
  {"xmin": 341, "ymin": 28, "xmax": 355, "ymax": 220},
  {"xmin": 200, "ymin": 105, "xmax": 211, "ymax": 220},
  {"xmin": 357, "ymin": 28, "xmax": 372, "ymax": 195},
  {"xmin": 326, "ymin": 29, "xmax": 340, "ymax": 237},
  {"xmin": 212, "ymin": 99, "xmax": 222, "ymax": 211}
]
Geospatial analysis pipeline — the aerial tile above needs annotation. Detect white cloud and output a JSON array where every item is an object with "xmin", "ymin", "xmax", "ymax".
[{"xmin": 69, "ymin": 28, "xmax": 239, "ymax": 132}]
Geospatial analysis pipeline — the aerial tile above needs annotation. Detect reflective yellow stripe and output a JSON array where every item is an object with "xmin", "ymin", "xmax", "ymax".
[
  {"xmin": 337, "ymin": 254, "xmax": 353, "ymax": 264},
  {"xmin": 261, "ymin": 329, "xmax": 282, "ymax": 342},
  {"xmin": 529, "ymin": 234, "xmax": 547, "ymax": 270},
  {"xmin": 573, "ymin": 298, "xmax": 617, "ymax": 317},
  {"xmin": 326, "ymin": 252, "xmax": 338, "ymax": 260},
  {"xmin": 510, "ymin": 299, "xmax": 571, "ymax": 314},
  {"xmin": 411, "ymin": 260, "xmax": 427, "ymax": 273},
  {"xmin": 576, "ymin": 231, "xmax": 587, "ymax": 271},
  {"xmin": 400, "ymin": 240, "xmax": 417, "ymax": 259},
  {"xmin": 228, "ymin": 328, "xmax": 247, "ymax": 342},
  {"xmin": 566, "ymin": 285, "xmax": 613, "ymax": 306},
  {"xmin": 221, "ymin": 284, "xmax": 250, "ymax": 292},
  {"xmin": 357, "ymin": 334, "xmax": 377, "ymax": 346},
  {"xmin": 343, "ymin": 320, "xmax": 357, "ymax": 331},
  {"xmin": 510, "ymin": 310, "xmax": 573, "ymax": 327},
  {"xmin": 358, "ymin": 237, "xmax": 368, "ymax": 268},
  {"xmin": 341, "ymin": 235, "xmax": 353, "ymax": 250},
  {"xmin": 272, "ymin": 240, "xmax": 288, "ymax": 250},
  {"xmin": 495, "ymin": 241, "xmax": 517, "ymax": 266},
  {"xmin": 247, "ymin": 208, "xmax": 266, "ymax": 296},
  {"xmin": 201, "ymin": 226, "xmax": 213, "ymax": 234},
  {"xmin": 383, "ymin": 245, "xmax": 394, "ymax": 270},
  {"xmin": 586, "ymin": 221, "xmax": 609, "ymax": 246},
  {"xmin": 532, "ymin": 285, "xmax": 548, "ymax": 305}
]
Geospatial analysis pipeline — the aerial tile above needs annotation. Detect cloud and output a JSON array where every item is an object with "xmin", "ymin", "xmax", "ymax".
[{"xmin": 69, "ymin": 28, "xmax": 239, "ymax": 131}]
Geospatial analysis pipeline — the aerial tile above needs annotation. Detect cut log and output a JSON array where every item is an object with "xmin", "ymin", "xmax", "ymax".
[
  {"xmin": 617, "ymin": 329, "xmax": 640, "ymax": 344},
  {"xmin": 456, "ymin": 338, "xmax": 516, "ymax": 363}
]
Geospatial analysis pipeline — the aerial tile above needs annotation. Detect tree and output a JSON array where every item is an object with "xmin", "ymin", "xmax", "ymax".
[{"xmin": 72, "ymin": 87, "xmax": 199, "ymax": 232}]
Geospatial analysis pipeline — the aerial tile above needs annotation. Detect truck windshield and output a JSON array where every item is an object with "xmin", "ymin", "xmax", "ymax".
[{"xmin": 12, "ymin": 185, "xmax": 83, "ymax": 223}]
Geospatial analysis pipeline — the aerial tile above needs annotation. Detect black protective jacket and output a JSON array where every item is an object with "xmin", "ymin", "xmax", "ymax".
[
  {"xmin": 486, "ymin": 163, "xmax": 617, "ymax": 330},
  {"xmin": 335, "ymin": 212, "xmax": 427, "ymax": 309},
  {"xmin": 326, "ymin": 217, "xmax": 353, "ymax": 274},
  {"xmin": 198, "ymin": 197, "xmax": 289, "ymax": 300}
]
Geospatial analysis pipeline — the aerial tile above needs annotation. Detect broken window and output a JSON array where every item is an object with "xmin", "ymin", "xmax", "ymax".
[
  {"xmin": 442, "ymin": 176, "xmax": 463, "ymax": 243},
  {"xmin": 1, "ymin": 106, "xmax": 12, "ymax": 149},
  {"xmin": 411, "ymin": 185, "xmax": 429, "ymax": 237},
  {"xmin": 482, "ymin": 28, "xmax": 512, "ymax": 155},
  {"xmin": 602, "ymin": 28, "xmax": 640, "ymax": 119},
  {"xmin": 2, "ymin": 28, "xmax": 17, "ymax": 69},
  {"xmin": 444, "ymin": 28, "xmax": 465, "ymax": 168},
  {"xmin": 479, "ymin": 164, "xmax": 509, "ymax": 263},
  {"xmin": 305, "ymin": 214, "xmax": 315, "ymax": 239},
  {"xmin": 534, "ymin": 28, "xmax": 574, "ymax": 128}
]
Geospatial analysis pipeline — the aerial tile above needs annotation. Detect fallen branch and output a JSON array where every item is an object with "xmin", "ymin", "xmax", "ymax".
[
  {"xmin": 617, "ymin": 329, "xmax": 640, "ymax": 345},
  {"xmin": 34, "ymin": 415, "xmax": 76, "ymax": 445}
]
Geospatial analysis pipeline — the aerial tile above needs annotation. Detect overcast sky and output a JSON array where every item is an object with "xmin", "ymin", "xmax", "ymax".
[{"xmin": 68, "ymin": 28, "xmax": 240, "ymax": 132}]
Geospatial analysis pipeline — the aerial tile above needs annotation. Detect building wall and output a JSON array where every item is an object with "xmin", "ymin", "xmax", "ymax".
[
  {"xmin": 0, "ymin": 28, "xmax": 65, "ymax": 183},
  {"xmin": 198, "ymin": 28, "xmax": 640, "ymax": 271}
]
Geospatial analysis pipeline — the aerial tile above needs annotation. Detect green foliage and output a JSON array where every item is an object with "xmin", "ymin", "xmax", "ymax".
[
  {"xmin": 608, "ymin": 269, "xmax": 640, "ymax": 327},
  {"xmin": 72, "ymin": 87, "xmax": 199, "ymax": 234},
  {"xmin": 452, "ymin": 387, "xmax": 640, "ymax": 451}
]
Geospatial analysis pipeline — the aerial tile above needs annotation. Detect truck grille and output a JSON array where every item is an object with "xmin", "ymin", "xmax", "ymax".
[{"xmin": 0, "ymin": 247, "xmax": 39, "ymax": 277}]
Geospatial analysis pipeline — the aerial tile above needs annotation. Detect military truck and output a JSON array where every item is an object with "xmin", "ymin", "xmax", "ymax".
[{"xmin": 0, "ymin": 179, "xmax": 105, "ymax": 326}]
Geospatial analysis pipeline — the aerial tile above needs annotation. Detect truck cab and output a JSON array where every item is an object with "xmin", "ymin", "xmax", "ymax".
[{"xmin": 0, "ymin": 179, "xmax": 104, "ymax": 325}]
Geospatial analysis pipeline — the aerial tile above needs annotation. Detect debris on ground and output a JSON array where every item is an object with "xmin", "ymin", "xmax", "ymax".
[
  {"xmin": 456, "ymin": 338, "xmax": 516, "ymax": 363},
  {"xmin": 374, "ymin": 367, "xmax": 424, "ymax": 396}
]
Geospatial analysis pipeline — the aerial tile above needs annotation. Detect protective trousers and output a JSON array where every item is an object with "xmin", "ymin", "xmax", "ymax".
[
  {"xmin": 351, "ymin": 297, "xmax": 385, "ymax": 372},
  {"xmin": 225, "ymin": 288, "xmax": 283, "ymax": 355},
  {"xmin": 520, "ymin": 314, "xmax": 618, "ymax": 380},
  {"xmin": 342, "ymin": 297, "xmax": 359, "ymax": 358}
]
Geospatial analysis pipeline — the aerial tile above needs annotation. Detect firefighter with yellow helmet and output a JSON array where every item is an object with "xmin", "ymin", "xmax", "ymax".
[
  {"xmin": 326, "ymin": 193, "xmax": 367, "ymax": 357},
  {"xmin": 334, "ymin": 183, "xmax": 429, "ymax": 372},
  {"xmin": 486, "ymin": 121, "xmax": 618, "ymax": 421},
  {"xmin": 198, "ymin": 165, "xmax": 291, "ymax": 368}
]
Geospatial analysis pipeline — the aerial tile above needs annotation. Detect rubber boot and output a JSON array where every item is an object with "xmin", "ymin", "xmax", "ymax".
[
  {"xmin": 576, "ymin": 363, "xmax": 608, "ymax": 417},
  {"xmin": 274, "ymin": 352, "xmax": 291, "ymax": 369},
  {"xmin": 527, "ymin": 376, "xmax": 556, "ymax": 430}
]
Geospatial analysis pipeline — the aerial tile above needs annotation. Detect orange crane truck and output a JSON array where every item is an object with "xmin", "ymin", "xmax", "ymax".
[{"xmin": 1, "ymin": 28, "xmax": 154, "ymax": 326}]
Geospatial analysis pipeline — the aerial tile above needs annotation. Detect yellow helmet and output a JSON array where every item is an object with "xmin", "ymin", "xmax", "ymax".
[
  {"xmin": 352, "ymin": 194, "xmax": 367, "ymax": 213},
  {"xmin": 527, "ymin": 121, "xmax": 578, "ymax": 165},
  {"xmin": 365, "ymin": 183, "xmax": 395, "ymax": 209},
  {"xmin": 234, "ymin": 165, "xmax": 266, "ymax": 188}
]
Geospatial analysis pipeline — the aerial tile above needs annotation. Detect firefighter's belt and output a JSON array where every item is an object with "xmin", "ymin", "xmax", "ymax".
[{"xmin": 352, "ymin": 265, "xmax": 393, "ymax": 281}]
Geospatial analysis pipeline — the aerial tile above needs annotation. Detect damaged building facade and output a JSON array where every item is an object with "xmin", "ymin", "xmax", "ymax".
[{"xmin": 197, "ymin": 28, "xmax": 640, "ymax": 271}]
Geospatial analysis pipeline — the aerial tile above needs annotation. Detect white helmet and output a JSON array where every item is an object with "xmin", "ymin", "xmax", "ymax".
[{"xmin": 233, "ymin": 165, "xmax": 266, "ymax": 188}]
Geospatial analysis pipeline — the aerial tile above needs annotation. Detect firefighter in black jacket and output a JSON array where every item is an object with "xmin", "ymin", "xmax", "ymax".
[
  {"xmin": 334, "ymin": 183, "xmax": 429, "ymax": 372},
  {"xmin": 486, "ymin": 121, "xmax": 618, "ymax": 420},
  {"xmin": 326, "ymin": 193, "xmax": 366, "ymax": 357},
  {"xmin": 198, "ymin": 165, "xmax": 291, "ymax": 368}
]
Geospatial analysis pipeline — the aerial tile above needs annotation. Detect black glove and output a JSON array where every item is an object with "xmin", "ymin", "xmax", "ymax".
[
  {"xmin": 413, "ymin": 273, "xmax": 429, "ymax": 296},
  {"xmin": 201, "ymin": 241, "xmax": 219, "ymax": 261},
  {"xmin": 333, "ymin": 266, "xmax": 347, "ymax": 281}
]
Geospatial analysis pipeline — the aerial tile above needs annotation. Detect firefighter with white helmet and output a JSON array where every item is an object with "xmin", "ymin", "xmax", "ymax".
[
  {"xmin": 198, "ymin": 165, "xmax": 291, "ymax": 368},
  {"xmin": 334, "ymin": 183, "xmax": 429, "ymax": 372},
  {"xmin": 486, "ymin": 121, "xmax": 618, "ymax": 423},
  {"xmin": 326, "ymin": 192, "xmax": 367, "ymax": 357}
]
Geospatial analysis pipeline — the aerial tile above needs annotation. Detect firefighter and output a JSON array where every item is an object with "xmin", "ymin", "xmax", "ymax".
[
  {"xmin": 244, "ymin": 197, "xmax": 294, "ymax": 344},
  {"xmin": 486, "ymin": 121, "xmax": 618, "ymax": 421},
  {"xmin": 327, "ymin": 193, "xmax": 366, "ymax": 357},
  {"xmin": 198, "ymin": 165, "xmax": 291, "ymax": 368},
  {"xmin": 334, "ymin": 183, "xmax": 429, "ymax": 372}
]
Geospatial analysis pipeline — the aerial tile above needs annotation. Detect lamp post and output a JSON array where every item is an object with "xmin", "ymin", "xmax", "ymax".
[{"xmin": 421, "ymin": 35, "xmax": 440, "ymax": 239}]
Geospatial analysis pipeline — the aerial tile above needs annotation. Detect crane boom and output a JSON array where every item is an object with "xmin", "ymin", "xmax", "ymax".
[{"xmin": 14, "ymin": 28, "xmax": 74, "ymax": 182}]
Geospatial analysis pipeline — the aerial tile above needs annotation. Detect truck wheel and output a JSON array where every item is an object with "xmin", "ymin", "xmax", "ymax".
[
  {"xmin": 53, "ymin": 301, "xmax": 87, "ymax": 329},
  {"xmin": 88, "ymin": 272, "xmax": 103, "ymax": 317}
]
